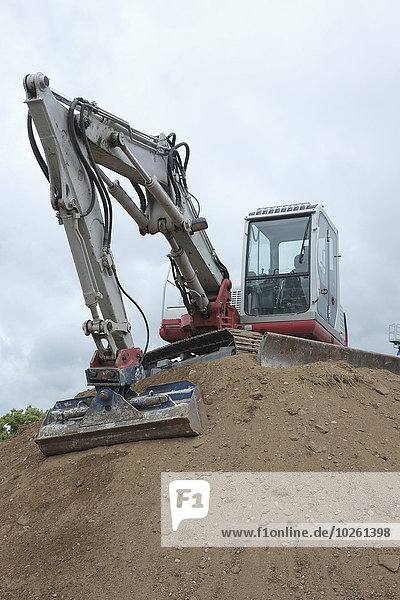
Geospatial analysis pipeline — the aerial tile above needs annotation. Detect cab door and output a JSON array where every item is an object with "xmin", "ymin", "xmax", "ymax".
[{"xmin": 317, "ymin": 213, "xmax": 338, "ymax": 326}]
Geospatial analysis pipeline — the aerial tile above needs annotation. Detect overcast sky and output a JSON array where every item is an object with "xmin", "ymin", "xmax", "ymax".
[{"xmin": 1, "ymin": 0, "xmax": 400, "ymax": 413}]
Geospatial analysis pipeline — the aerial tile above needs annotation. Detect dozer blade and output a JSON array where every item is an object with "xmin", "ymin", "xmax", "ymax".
[
  {"xmin": 35, "ymin": 380, "xmax": 206, "ymax": 456},
  {"xmin": 258, "ymin": 332, "xmax": 400, "ymax": 374}
]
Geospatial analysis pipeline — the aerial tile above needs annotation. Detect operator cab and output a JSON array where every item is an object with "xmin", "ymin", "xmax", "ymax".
[
  {"xmin": 245, "ymin": 213, "xmax": 311, "ymax": 316},
  {"xmin": 240, "ymin": 203, "xmax": 347, "ymax": 345},
  {"xmin": 161, "ymin": 202, "xmax": 347, "ymax": 346}
]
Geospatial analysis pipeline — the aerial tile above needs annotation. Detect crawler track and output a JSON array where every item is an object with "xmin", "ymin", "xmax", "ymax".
[{"xmin": 142, "ymin": 328, "xmax": 263, "ymax": 372}]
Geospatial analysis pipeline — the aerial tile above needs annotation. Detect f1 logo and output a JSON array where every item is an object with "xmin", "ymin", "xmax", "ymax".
[{"xmin": 169, "ymin": 480, "xmax": 211, "ymax": 531}]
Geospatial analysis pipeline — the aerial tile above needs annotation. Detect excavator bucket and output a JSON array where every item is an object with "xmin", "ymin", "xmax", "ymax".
[
  {"xmin": 35, "ymin": 380, "xmax": 206, "ymax": 456},
  {"xmin": 258, "ymin": 332, "xmax": 400, "ymax": 375}
]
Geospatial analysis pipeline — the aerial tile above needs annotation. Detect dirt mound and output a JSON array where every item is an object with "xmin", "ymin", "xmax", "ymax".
[{"xmin": 1, "ymin": 354, "xmax": 400, "ymax": 599}]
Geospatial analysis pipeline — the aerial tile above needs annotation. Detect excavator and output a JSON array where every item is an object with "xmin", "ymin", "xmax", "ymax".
[{"xmin": 24, "ymin": 73, "xmax": 397, "ymax": 456}]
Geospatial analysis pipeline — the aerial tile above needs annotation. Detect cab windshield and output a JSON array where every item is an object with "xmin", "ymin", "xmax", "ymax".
[{"xmin": 245, "ymin": 215, "xmax": 310, "ymax": 315}]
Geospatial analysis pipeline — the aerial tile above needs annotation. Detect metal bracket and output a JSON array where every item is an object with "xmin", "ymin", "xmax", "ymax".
[{"xmin": 83, "ymin": 317, "xmax": 132, "ymax": 362}]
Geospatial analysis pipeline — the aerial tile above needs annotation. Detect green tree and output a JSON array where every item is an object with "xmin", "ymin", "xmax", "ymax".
[{"xmin": 0, "ymin": 406, "xmax": 46, "ymax": 440}]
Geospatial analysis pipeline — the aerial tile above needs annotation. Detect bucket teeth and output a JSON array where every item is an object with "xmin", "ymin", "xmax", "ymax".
[{"xmin": 35, "ymin": 381, "xmax": 205, "ymax": 456}]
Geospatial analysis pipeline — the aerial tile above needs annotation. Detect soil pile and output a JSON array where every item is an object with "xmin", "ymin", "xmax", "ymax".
[{"xmin": 1, "ymin": 353, "xmax": 400, "ymax": 599}]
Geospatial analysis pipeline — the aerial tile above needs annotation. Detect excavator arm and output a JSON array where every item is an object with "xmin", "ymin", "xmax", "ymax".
[
  {"xmin": 24, "ymin": 72, "xmax": 237, "ymax": 373},
  {"xmin": 25, "ymin": 72, "xmax": 234, "ymax": 454},
  {"xmin": 25, "ymin": 74, "xmax": 137, "ymax": 367}
]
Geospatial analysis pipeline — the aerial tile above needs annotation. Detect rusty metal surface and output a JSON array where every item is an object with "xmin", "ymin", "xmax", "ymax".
[{"xmin": 258, "ymin": 332, "xmax": 400, "ymax": 374}]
